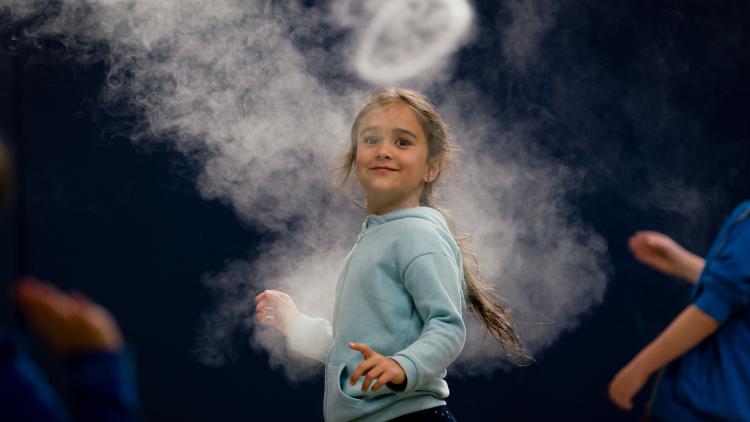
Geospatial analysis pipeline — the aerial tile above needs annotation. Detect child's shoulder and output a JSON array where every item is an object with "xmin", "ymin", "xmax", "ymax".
[
  {"xmin": 386, "ymin": 213, "xmax": 445, "ymax": 239},
  {"xmin": 735, "ymin": 201, "xmax": 750, "ymax": 222},
  {"xmin": 722, "ymin": 201, "xmax": 750, "ymax": 239},
  {"xmin": 385, "ymin": 216, "xmax": 457, "ymax": 260}
]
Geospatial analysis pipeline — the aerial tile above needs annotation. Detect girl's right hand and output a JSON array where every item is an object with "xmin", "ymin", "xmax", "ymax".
[
  {"xmin": 628, "ymin": 231, "xmax": 690, "ymax": 278},
  {"xmin": 254, "ymin": 290, "xmax": 300, "ymax": 336}
]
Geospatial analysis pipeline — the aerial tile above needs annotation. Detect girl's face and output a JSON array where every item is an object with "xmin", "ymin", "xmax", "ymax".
[{"xmin": 355, "ymin": 102, "xmax": 433, "ymax": 214}]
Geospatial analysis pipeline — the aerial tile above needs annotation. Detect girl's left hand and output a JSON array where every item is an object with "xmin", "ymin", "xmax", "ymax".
[{"xmin": 348, "ymin": 342, "xmax": 406, "ymax": 392}]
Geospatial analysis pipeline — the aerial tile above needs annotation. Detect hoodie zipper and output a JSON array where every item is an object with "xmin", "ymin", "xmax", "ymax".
[{"xmin": 332, "ymin": 219, "xmax": 369, "ymax": 335}]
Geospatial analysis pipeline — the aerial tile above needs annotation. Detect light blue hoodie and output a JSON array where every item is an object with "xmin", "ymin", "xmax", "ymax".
[{"xmin": 288, "ymin": 206, "xmax": 467, "ymax": 422}]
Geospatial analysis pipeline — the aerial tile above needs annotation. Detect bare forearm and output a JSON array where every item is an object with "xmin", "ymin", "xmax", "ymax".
[
  {"xmin": 675, "ymin": 252, "xmax": 705, "ymax": 284},
  {"xmin": 630, "ymin": 305, "xmax": 719, "ymax": 375}
]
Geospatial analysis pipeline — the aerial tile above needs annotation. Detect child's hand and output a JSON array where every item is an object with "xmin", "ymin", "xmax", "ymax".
[
  {"xmin": 629, "ymin": 231, "xmax": 689, "ymax": 277},
  {"xmin": 348, "ymin": 342, "xmax": 405, "ymax": 392},
  {"xmin": 14, "ymin": 277, "xmax": 124, "ymax": 356},
  {"xmin": 255, "ymin": 289, "xmax": 300, "ymax": 336},
  {"xmin": 608, "ymin": 361, "xmax": 649, "ymax": 411}
]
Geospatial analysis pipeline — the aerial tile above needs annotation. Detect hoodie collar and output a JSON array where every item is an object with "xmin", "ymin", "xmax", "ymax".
[{"xmin": 363, "ymin": 206, "xmax": 446, "ymax": 230}]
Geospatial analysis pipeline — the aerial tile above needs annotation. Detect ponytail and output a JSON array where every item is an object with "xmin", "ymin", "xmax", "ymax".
[{"xmin": 423, "ymin": 199, "xmax": 529, "ymax": 361}]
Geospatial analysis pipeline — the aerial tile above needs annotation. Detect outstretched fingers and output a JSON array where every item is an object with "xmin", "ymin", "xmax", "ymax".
[
  {"xmin": 348, "ymin": 342, "xmax": 375, "ymax": 388},
  {"xmin": 347, "ymin": 343, "xmax": 401, "ymax": 392},
  {"xmin": 348, "ymin": 342, "xmax": 373, "ymax": 358},
  {"xmin": 370, "ymin": 368, "xmax": 396, "ymax": 392},
  {"xmin": 361, "ymin": 366, "xmax": 385, "ymax": 392},
  {"xmin": 349, "ymin": 354, "xmax": 377, "ymax": 386}
]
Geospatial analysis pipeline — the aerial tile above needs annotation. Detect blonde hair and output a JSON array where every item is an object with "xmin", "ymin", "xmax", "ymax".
[{"xmin": 338, "ymin": 87, "xmax": 528, "ymax": 360}]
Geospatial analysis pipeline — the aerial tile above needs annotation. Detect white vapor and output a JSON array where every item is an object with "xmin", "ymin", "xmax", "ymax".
[
  {"xmin": 2, "ymin": 0, "xmax": 609, "ymax": 378},
  {"xmin": 500, "ymin": 0, "xmax": 560, "ymax": 72},
  {"xmin": 434, "ymin": 87, "xmax": 608, "ymax": 372}
]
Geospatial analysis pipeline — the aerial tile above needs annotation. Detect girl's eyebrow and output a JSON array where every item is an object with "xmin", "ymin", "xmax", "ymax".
[
  {"xmin": 393, "ymin": 128, "xmax": 417, "ymax": 140},
  {"xmin": 360, "ymin": 126, "xmax": 418, "ymax": 140}
]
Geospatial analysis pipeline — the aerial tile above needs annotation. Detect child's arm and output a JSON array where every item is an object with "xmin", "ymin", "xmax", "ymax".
[
  {"xmin": 14, "ymin": 278, "xmax": 140, "ymax": 421},
  {"xmin": 388, "ymin": 253, "xmax": 466, "ymax": 392},
  {"xmin": 255, "ymin": 290, "xmax": 332, "ymax": 363},
  {"xmin": 612, "ymin": 205, "xmax": 750, "ymax": 411},
  {"xmin": 348, "ymin": 253, "xmax": 465, "ymax": 394},
  {"xmin": 629, "ymin": 231, "xmax": 705, "ymax": 284},
  {"xmin": 608, "ymin": 304, "xmax": 719, "ymax": 410}
]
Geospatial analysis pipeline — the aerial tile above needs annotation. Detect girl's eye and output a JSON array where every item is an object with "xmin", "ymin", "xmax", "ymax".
[
  {"xmin": 396, "ymin": 139, "xmax": 411, "ymax": 147},
  {"xmin": 363, "ymin": 137, "xmax": 379, "ymax": 145}
]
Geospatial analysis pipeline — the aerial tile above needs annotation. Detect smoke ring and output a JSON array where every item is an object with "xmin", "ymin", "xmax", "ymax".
[{"xmin": 354, "ymin": 0, "xmax": 473, "ymax": 84}]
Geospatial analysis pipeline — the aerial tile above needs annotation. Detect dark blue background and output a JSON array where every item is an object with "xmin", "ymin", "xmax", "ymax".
[{"xmin": 1, "ymin": 1, "xmax": 749, "ymax": 420}]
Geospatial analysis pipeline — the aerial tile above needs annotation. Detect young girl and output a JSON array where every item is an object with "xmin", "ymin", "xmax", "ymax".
[{"xmin": 255, "ymin": 88, "xmax": 526, "ymax": 422}]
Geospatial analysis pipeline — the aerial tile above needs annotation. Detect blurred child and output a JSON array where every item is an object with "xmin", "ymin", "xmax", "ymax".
[
  {"xmin": 609, "ymin": 202, "xmax": 750, "ymax": 421},
  {"xmin": 0, "ymin": 139, "xmax": 140, "ymax": 421},
  {"xmin": 2, "ymin": 278, "xmax": 140, "ymax": 421}
]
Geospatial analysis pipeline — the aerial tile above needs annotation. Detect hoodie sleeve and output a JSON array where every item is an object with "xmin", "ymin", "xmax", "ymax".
[
  {"xmin": 286, "ymin": 313, "xmax": 333, "ymax": 363},
  {"xmin": 390, "ymin": 252, "xmax": 466, "ymax": 393},
  {"xmin": 693, "ymin": 211, "xmax": 750, "ymax": 324}
]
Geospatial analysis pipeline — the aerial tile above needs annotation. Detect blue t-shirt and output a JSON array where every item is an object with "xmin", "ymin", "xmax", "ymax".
[{"xmin": 653, "ymin": 201, "xmax": 750, "ymax": 421}]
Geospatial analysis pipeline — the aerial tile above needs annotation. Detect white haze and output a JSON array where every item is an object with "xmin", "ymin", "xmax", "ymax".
[
  {"xmin": 2, "ymin": 0, "xmax": 609, "ymax": 377},
  {"xmin": 500, "ymin": 0, "xmax": 560, "ymax": 72}
]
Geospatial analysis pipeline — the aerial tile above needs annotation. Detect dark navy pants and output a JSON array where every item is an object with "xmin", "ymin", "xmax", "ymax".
[{"xmin": 389, "ymin": 406, "xmax": 457, "ymax": 422}]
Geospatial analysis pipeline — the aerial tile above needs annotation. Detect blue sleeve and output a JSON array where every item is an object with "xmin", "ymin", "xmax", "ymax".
[
  {"xmin": 0, "ymin": 332, "xmax": 68, "ymax": 422},
  {"xmin": 693, "ymin": 207, "xmax": 750, "ymax": 324},
  {"xmin": 65, "ymin": 347, "xmax": 141, "ymax": 422}
]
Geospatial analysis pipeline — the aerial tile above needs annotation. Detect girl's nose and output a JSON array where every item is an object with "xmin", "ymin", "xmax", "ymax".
[
  {"xmin": 375, "ymin": 139, "xmax": 393, "ymax": 159},
  {"xmin": 375, "ymin": 150, "xmax": 391, "ymax": 159}
]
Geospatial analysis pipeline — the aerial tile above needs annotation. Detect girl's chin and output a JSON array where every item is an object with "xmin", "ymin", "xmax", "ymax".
[{"xmin": 364, "ymin": 184, "xmax": 400, "ymax": 195}]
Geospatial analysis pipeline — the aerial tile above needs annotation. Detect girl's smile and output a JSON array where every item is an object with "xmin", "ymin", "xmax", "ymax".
[{"xmin": 370, "ymin": 166, "xmax": 397, "ymax": 173}]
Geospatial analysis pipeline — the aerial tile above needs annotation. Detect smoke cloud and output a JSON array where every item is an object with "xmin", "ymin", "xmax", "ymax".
[
  {"xmin": 1, "ymin": 0, "xmax": 610, "ymax": 378},
  {"xmin": 500, "ymin": 0, "xmax": 559, "ymax": 72},
  {"xmin": 434, "ymin": 86, "xmax": 608, "ymax": 372}
]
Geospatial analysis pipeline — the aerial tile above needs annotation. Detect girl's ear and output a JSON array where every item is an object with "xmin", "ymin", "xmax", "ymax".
[{"xmin": 425, "ymin": 158, "xmax": 444, "ymax": 182}]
